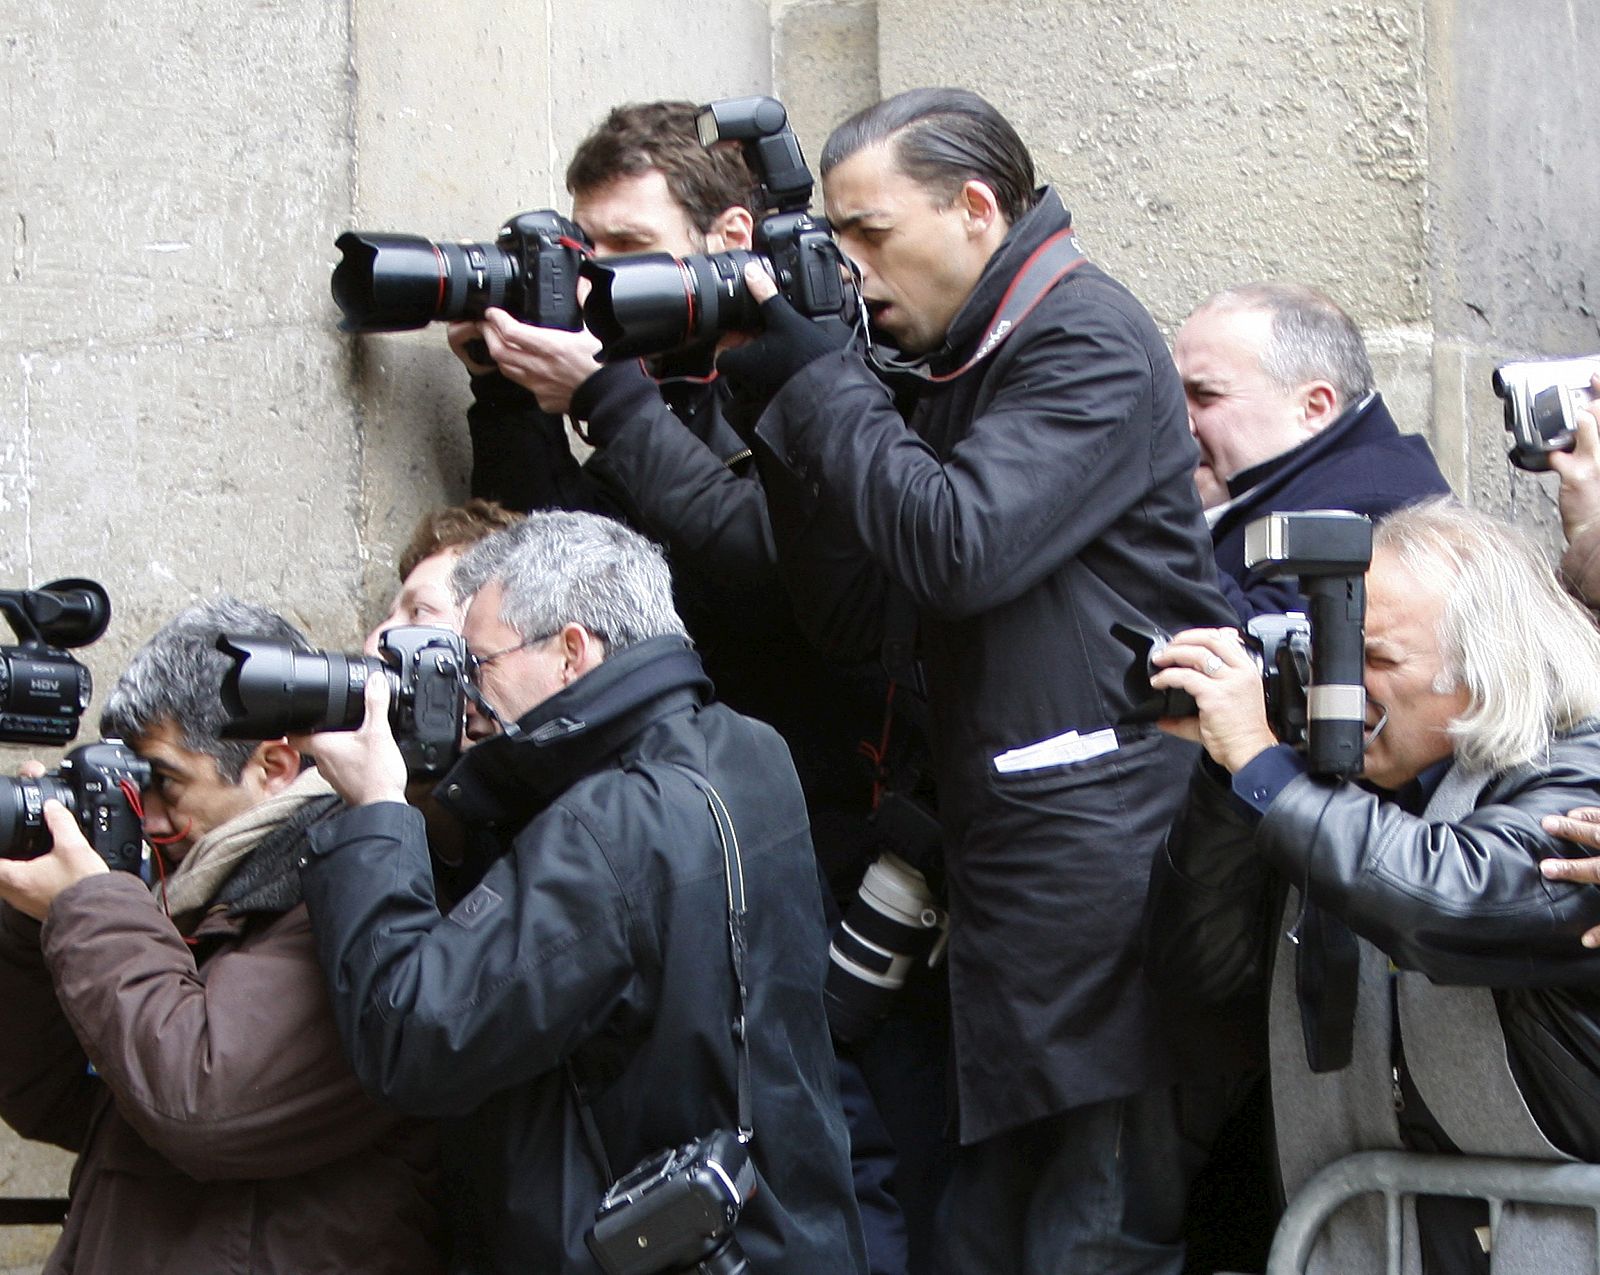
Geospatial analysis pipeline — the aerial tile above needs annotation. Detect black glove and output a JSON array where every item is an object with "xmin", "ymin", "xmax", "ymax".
[{"xmin": 716, "ymin": 292, "xmax": 843, "ymax": 405}]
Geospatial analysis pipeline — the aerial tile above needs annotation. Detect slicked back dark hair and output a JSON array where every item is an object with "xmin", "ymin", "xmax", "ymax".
[
  {"xmin": 565, "ymin": 101, "xmax": 757, "ymax": 234},
  {"xmin": 820, "ymin": 87, "xmax": 1038, "ymax": 225}
]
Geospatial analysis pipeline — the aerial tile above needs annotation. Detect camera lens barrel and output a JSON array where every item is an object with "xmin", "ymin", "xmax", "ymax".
[
  {"xmin": 582, "ymin": 250, "xmax": 768, "ymax": 362},
  {"xmin": 332, "ymin": 233, "xmax": 520, "ymax": 334},
  {"xmin": 0, "ymin": 774, "xmax": 73, "ymax": 860},
  {"xmin": 824, "ymin": 853, "xmax": 946, "ymax": 1042},
  {"xmin": 217, "ymin": 636, "xmax": 375, "ymax": 739}
]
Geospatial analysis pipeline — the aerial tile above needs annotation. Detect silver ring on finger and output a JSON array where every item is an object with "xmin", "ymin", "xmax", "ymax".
[{"xmin": 1203, "ymin": 654, "xmax": 1224, "ymax": 676}]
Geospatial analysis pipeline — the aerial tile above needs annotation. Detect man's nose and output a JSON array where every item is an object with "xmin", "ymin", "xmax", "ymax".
[{"xmin": 140, "ymin": 793, "xmax": 173, "ymax": 836}]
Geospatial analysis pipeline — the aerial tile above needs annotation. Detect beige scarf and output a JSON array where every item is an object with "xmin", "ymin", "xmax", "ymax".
[{"xmin": 154, "ymin": 768, "xmax": 336, "ymax": 929}]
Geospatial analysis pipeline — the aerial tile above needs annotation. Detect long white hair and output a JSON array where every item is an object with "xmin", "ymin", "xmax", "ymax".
[{"xmin": 1375, "ymin": 499, "xmax": 1600, "ymax": 773}]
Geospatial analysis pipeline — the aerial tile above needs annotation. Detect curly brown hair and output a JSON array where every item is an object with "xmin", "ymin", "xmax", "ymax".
[
  {"xmin": 565, "ymin": 101, "xmax": 756, "ymax": 233},
  {"xmin": 397, "ymin": 499, "xmax": 522, "ymax": 582}
]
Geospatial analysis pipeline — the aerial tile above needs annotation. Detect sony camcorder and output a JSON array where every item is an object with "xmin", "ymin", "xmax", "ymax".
[
  {"xmin": 1118, "ymin": 510, "xmax": 1372, "ymax": 779},
  {"xmin": 1494, "ymin": 354, "xmax": 1600, "ymax": 472},
  {"xmin": 0, "ymin": 579, "xmax": 110, "ymax": 746},
  {"xmin": 581, "ymin": 96, "xmax": 852, "ymax": 360},
  {"xmin": 0, "ymin": 740, "xmax": 150, "ymax": 873},
  {"xmin": 586, "ymin": 1128, "xmax": 754, "ymax": 1275},
  {"xmin": 331, "ymin": 210, "xmax": 589, "ymax": 334},
  {"xmin": 216, "ymin": 624, "xmax": 467, "ymax": 777}
]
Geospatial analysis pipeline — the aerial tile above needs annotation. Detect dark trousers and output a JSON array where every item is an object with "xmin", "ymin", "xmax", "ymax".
[{"xmin": 933, "ymin": 1079, "xmax": 1230, "ymax": 1275}]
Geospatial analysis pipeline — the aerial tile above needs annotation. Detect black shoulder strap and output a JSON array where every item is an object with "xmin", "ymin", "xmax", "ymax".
[
  {"xmin": 567, "ymin": 763, "xmax": 754, "ymax": 1182},
  {"xmin": 868, "ymin": 226, "xmax": 1088, "ymax": 384}
]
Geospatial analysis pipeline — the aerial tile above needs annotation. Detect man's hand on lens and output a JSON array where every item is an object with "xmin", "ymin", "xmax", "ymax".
[
  {"xmin": 1548, "ymin": 373, "xmax": 1600, "ymax": 548},
  {"xmin": 479, "ymin": 308, "xmax": 604, "ymax": 414},
  {"xmin": 715, "ymin": 263, "xmax": 842, "ymax": 405},
  {"xmin": 447, "ymin": 321, "xmax": 500, "ymax": 376},
  {"xmin": 293, "ymin": 676, "xmax": 410, "ymax": 809},
  {"xmin": 1150, "ymin": 627, "xmax": 1278, "ymax": 774},
  {"xmin": 0, "ymin": 800, "xmax": 109, "ymax": 921}
]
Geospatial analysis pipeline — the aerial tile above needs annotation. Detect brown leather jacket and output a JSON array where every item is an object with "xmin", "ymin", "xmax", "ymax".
[{"xmin": 0, "ymin": 873, "xmax": 444, "ymax": 1275}]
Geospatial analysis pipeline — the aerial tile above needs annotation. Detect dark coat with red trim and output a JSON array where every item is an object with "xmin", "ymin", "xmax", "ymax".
[{"xmin": 753, "ymin": 187, "xmax": 1236, "ymax": 1142}]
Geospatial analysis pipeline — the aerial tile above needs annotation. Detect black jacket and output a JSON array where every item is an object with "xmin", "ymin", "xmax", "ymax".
[
  {"xmin": 1210, "ymin": 391, "xmax": 1451, "ymax": 621},
  {"xmin": 299, "ymin": 638, "xmax": 867, "ymax": 1275},
  {"xmin": 754, "ymin": 188, "xmax": 1237, "ymax": 1141},
  {"xmin": 467, "ymin": 362, "xmax": 889, "ymax": 900},
  {"xmin": 1143, "ymin": 730, "xmax": 1600, "ymax": 1162}
]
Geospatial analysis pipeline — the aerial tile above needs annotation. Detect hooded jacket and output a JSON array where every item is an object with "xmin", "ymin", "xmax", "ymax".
[
  {"xmin": 0, "ymin": 784, "xmax": 444, "ymax": 1275},
  {"xmin": 753, "ymin": 187, "xmax": 1236, "ymax": 1141},
  {"xmin": 299, "ymin": 636, "xmax": 867, "ymax": 1275}
]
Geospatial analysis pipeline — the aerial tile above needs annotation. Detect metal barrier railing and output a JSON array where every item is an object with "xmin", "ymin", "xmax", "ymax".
[{"xmin": 1266, "ymin": 1150, "xmax": 1600, "ymax": 1274}]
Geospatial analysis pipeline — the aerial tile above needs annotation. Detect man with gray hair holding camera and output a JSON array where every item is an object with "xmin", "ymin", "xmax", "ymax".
[
  {"xmin": 298, "ymin": 509, "xmax": 866, "ymax": 1275},
  {"xmin": 1145, "ymin": 500, "xmax": 1600, "ymax": 1274},
  {"xmin": 0, "ymin": 596, "xmax": 444, "ymax": 1275}
]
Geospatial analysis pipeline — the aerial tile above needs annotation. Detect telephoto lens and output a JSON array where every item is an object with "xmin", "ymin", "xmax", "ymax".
[
  {"xmin": 824, "ymin": 852, "xmax": 948, "ymax": 1041},
  {"xmin": 581, "ymin": 250, "xmax": 766, "ymax": 361}
]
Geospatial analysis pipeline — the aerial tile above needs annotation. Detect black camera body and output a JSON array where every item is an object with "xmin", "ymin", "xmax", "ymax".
[
  {"xmin": 216, "ymin": 625, "xmax": 467, "ymax": 778},
  {"xmin": 587, "ymin": 1128, "xmax": 755, "ymax": 1275},
  {"xmin": 331, "ymin": 209, "xmax": 587, "ymax": 334},
  {"xmin": 1117, "ymin": 511, "xmax": 1372, "ymax": 779},
  {"xmin": 0, "ymin": 740, "xmax": 150, "ymax": 873},
  {"xmin": 582, "ymin": 95, "xmax": 851, "ymax": 361},
  {"xmin": 1493, "ymin": 355, "xmax": 1600, "ymax": 471},
  {"xmin": 0, "ymin": 579, "xmax": 110, "ymax": 746}
]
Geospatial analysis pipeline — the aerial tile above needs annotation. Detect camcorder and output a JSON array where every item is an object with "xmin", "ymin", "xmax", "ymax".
[
  {"xmin": 1118, "ymin": 510, "xmax": 1372, "ymax": 779},
  {"xmin": 582, "ymin": 95, "xmax": 853, "ymax": 360},
  {"xmin": 330, "ymin": 210, "xmax": 589, "ymax": 334},
  {"xmin": 0, "ymin": 740, "xmax": 150, "ymax": 873},
  {"xmin": 587, "ymin": 1128, "xmax": 755, "ymax": 1275},
  {"xmin": 1494, "ymin": 354, "xmax": 1600, "ymax": 472},
  {"xmin": 0, "ymin": 579, "xmax": 110, "ymax": 746},
  {"xmin": 216, "ymin": 625, "xmax": 467, "ymax": 778}
]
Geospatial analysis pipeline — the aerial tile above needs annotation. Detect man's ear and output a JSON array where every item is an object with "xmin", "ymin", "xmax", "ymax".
[
  {"xmin": 1300, "ymin": 381, "xmax": 1341, "ymax": 434},
  {"xmin": 957, "ymin": 179, "xmax": 1004, "ymax": 241},
  {"xmin": 706, "ymin": 205, "xmax": 756, "ymax": 252},
  {"xmin": 252, "ymin": 739, "xmax": 303, "ymax": 795},
  {"xmin": 558, "ymin": 623, "xmax": 606, "ymax": 684}
]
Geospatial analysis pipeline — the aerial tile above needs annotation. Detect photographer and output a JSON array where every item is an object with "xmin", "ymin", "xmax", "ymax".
[
  {"xmin": 1144, "ymin": 499, "xmax": 1600, "ymax": 1275},
  {"xmin": 725, "ymin": 87, "xmax": 1236, "ymax": 1273},
  {"xmin": 296, "ymin": 511, "xmax": 867, "ymax": 1275},
  {"xmin": 454, "ymin": 100, "xmax": 939, "ymax": 1275},
  {"xmin": 0, "ymin": 597, "xmax": 444, "ymax": 1275}
]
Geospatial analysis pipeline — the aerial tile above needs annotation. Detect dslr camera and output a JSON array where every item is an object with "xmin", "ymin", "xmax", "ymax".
[
  {"xmin": 582, "ymin": 95, "xmax": 852, "ymax": 360},
  {"xmin": 0, "ymin": 579, "xmax": 110, "ymax": 746},
  {"xmin": 331, "ymin": 210, "xmax": 588, "ymax": 334},
  {"xmin": 587, "ymin": 1128, "xmax": 754, "ymax": 1275},
  {"xmin": 1118, "ymin": 510, "xmax": 1372, "ymax": 779},
  {"xmin": 0, "ymin": 740, "xmax": 151, "ymax": 874},
  {"xmin": 216, "ymin": 625, "xmax": 467, "ymax": 778},
  {"xmin": 1494, "ymin": 355, "xmax": 1600, "ymax": 471}
]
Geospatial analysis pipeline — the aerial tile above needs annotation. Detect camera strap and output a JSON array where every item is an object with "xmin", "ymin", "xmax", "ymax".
[
  {"xmin": 866, "ymin": 226, "xmax": 1087, "ymax": 384},
  {"xmin": 567, "ymin": 764, "xmax": 754, "ymax": 1183}
]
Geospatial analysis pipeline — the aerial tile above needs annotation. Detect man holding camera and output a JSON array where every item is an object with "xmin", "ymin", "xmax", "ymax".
[
  {"xmin": 452, "ymin": 99, "xmax": 938, "ymax": 1275},
  {"xmin": 297, "ymin": 510, "xmax": 866, "ymax": 1275},
  {"xmin": 721, "ymin": 87, "xmax": 1236, "ymax": 1272},
  {"xmin": 0, "ymin": 597, "xmax": 444, "ymax": 1275},
  {"xmin": 1174, "ymin": 282, "xmax": 1452, "ymax": 619},
  {"xmin": 1145, "ymin": 500, "xmax": 1600, "ymax": 1274}
]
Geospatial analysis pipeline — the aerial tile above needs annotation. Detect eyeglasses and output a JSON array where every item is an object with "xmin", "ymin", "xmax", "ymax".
[{"xmin": 464, "ymin": 632, "xmax": 558, "ymax": 687}]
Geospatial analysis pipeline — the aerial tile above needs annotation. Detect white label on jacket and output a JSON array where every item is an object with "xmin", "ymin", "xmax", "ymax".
[{"xmin": 993, "ymin": 727, "xmax": 1118, "ymax": 773}]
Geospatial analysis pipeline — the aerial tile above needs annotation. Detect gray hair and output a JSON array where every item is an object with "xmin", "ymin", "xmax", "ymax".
[
  {"xmin": 451, "ymin": 511, "xmax": 687, "ymax": 653},
  {"xmin": 1195, "ymin": 282, "xmax": 1375, "ymax": 410},
  {"xmin": 99, "ymin": 596, "xmax": 311, "ymax": 782},
  {"xmin": 1374, "ymin": 499, "xmax": 1600, "ymax": 773}
]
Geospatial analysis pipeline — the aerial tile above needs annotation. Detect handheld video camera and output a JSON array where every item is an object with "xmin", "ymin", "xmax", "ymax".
[
  {"xmin": 0, "ymin": 740, "xmax": 151, "ymax": 873},
  {"xmin": 1117, "ymin": 510, "xmax": 1372, "ymax": 779},
  {"xmin": 1494, "ymin": 355, "xmax": 1600, "ymax": 472},
  {"xmin": 582, "ymin": 95, "xmax": 852, "ymax": 360},
  {"xmin": 0, "ymin": 579, "xmax": 111, "ymax": 746},
  {"xmin": 330, "ymin": 210, "xmax": 589, "ymax": 334},
  {"xmin": 587, "ymin": 1128, "xmax": 755, "ymax": 1275},
  {"xmin": 216, "ymin": 625, "xmax": 467, "ymax": 778}
]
